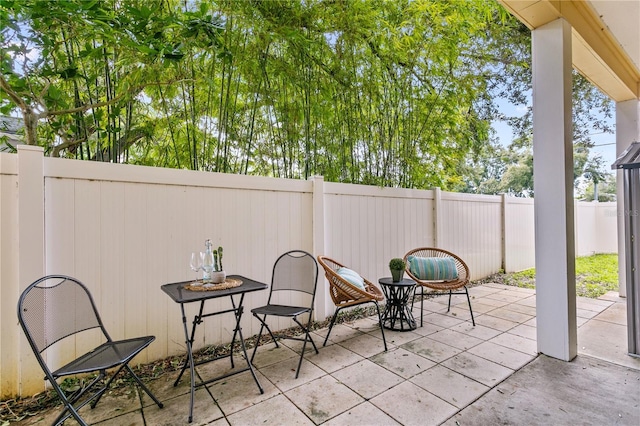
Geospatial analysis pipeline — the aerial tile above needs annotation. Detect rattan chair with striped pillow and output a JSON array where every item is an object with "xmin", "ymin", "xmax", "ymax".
[{"xmin": 404, "ymin": 247, "xmax": 475, "ymax": 327}]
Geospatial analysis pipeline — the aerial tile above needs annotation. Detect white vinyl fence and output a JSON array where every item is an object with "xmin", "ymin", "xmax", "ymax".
[{"xmin": 0, "ymin": 147, "xmax": 618, "ymax": 397}]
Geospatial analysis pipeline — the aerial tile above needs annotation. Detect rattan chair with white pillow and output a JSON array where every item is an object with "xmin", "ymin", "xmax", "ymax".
[{"xmin": 317, "ymin": 256, "xmax": 387, "ymax": 351}]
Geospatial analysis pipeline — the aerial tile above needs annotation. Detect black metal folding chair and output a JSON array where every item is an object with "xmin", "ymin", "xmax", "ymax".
[
  {"xmin": 17, "ymin": 275, "xmax": 163, "ymax": 426},
  {"xmin": 250, "ymin": 250, "xmax": 319, "ymax": 378}
]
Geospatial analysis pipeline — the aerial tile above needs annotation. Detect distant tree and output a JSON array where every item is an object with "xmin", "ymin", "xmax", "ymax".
[
  {"xmin": 468, "ymin": 72, "xmax": 614, "ymax": 197},
  {"xmin": 499, "ymin": 151, "xmax": 534, "ymax": 197},
  {"xmin": 454, "ymin": 136, "xmax": 507, "ymax": 194},
  {"xmin": 580, "ymin": 155, "xmax": 607, "ymax": 198},
  {"xmin": 579, "ymin": 169, "xmax": 617, "ymax": 202}
]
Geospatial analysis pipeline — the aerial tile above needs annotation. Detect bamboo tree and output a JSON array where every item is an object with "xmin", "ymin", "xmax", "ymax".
[{"xmin": 1, "ymin": 0, "xmax": 612, "ymax": 192}]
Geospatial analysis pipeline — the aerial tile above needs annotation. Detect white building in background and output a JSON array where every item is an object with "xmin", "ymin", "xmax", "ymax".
[{"xmin": 0, "ymin": 116, "xmax": 23, "ymax": 151}]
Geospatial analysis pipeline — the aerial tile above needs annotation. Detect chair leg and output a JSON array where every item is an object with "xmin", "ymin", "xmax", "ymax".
[
  {"xmin": 125, "ymin": 365, "xmax": 164, "ymax": 408},
  {"xmin": 256, "ymin": 314, "xmax": 280, "ymax": 346},
  {"xmin": 47, "ymin": 371, "xmax": 99, "ymax": 426},
  {"xmin": 53, "ymin": 402, "xmax": 87, "ymax": 426},
  {"xmin": 91, "ymin": 365, "xmax": 126, "ymax": 408},
  {"xmin": 294, "ymin": 346, "xmax": 305, "ymax": 379},
  {"xmin": 292, "ymin": 316, "xmax": 318, "ymax": 379},
  {"xmin": 464, "ymin": 286, "xmax": 476, "ymax": 326},
  {"xmin": 447, "ymin": 289, "xmax": 453, "ymax": 312},
  {"xmin": 411, "ymin": 287, "xmax": 423, "ymax": 327},
  {"xmin": 420, "ymin": 286, "xmax": 424, "ymax": 327},
  {"xmin": 295, "ymin": 317, "xmax": 319, "ymax": 355},
  {"xmin": 374, "ymin": 302, "xmax": 388, "ymax": 351},
  {"xmin": 323, "ymin": 308, "xmax": 341, "ymax": 346},
  {"xmin": 250, "ymin": 316, "xmax": 279, "ymax": 366},
  {"xmin": 89, "ymin": 362, "xmax": 163, "ymax": 410},
  {"xmin": 250, "ymin": 322, "xmax": 264, "ymax": 364},
  {"xmin": 65, "ymin": 371, "xmax": 104, "ymax": 410},
  {"xmin": 411, "ymin": 289, "xmax": 417, "ymax": 314},
  {"xmin": 50, "ymin": 381, "xmax": 91, "ymax": 426}
]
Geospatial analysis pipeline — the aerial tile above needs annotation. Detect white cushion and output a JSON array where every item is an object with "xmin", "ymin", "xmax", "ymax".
[{"xmin": 337, "ymin": 267, "xmax": 366, "ymax": 290}]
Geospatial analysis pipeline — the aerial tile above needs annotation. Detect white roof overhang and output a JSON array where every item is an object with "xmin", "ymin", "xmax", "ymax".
[{"xmin": 499, "ymin": 0, "xmax": 640, "ymax": 102}]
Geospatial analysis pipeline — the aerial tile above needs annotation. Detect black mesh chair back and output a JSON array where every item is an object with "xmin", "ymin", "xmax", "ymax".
[
  {"xmin": 269, "ymin": 250, "xmax": 318, "ymax": 297},
  {"xmin": 20, "ymin": 276, "xmax": 103, "ymax": 354},
  {"xmin": 17, "ymin": 275, "xmax": 163, "ymax": 425},
  {"xmin": 251, "ymin": 250, "xmax": 319, "ymax": 378}
]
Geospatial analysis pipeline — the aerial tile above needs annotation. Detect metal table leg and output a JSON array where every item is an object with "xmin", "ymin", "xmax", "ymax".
[
  {"xmin": 173, "ymin": 296, "xmax": 264, "ymax": 423},
  {"xmin": 175, "ymin": 302, "xmax": 197, "ymax": 423},
  {"xmin": 382, "ymin": 284, "xmax": 417, "ymax": 331},
  {"xmin": 230, "ymin": 294, "xmax": 263, "ymax": 393}
]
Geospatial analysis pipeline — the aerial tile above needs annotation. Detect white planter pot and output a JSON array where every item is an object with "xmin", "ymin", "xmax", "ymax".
[{"xmin": 210, "ymin": 270, "xmax": 226, "ymax": 284}]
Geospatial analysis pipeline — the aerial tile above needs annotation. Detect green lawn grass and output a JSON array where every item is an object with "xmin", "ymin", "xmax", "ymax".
[{"xmin": 499, "ymin": 253, "xmax": 618, "ymax": 298}]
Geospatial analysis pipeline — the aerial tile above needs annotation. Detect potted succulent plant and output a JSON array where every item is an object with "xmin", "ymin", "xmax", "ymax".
[
  {"xmin": 389, "ymin": 258, "xmax": 406, "ymax": 282},
  {"xmin": 201, "ymin": 241, "xmax": 226, "ymax": 283},
  {"xmin": 210, "ymin": 246, "xmax": 225, "ymax": 283}
]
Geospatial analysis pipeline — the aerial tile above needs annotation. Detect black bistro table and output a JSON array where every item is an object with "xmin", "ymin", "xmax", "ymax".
[
  {"xmin": 161, "ymin": 275, "xmax": 267, "ymax": 423},
  {"xmin": 378, "ymin": 277, "xmax": 417, "ymax": 331}
]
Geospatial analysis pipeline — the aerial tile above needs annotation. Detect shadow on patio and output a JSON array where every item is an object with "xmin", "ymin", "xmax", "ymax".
[{"xmin": 18, "ymin": 283, "xmax": 640, "ymax": 426}]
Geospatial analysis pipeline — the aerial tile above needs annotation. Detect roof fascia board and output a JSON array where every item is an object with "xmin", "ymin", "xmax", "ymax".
[{"xmin": 499, "ymin": 0, "xmax": 639, "ymax": 101}]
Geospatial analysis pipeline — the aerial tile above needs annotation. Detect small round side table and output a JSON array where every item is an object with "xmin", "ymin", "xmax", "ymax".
[{"xmin": 378, "ymin": 277, "xmax": 417, "ymax": 331}]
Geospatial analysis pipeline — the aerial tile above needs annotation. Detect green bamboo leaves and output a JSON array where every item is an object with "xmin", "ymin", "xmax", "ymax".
[{"xmin": 1, "ymin": 0, "xmax": 611, "ymax": 192}]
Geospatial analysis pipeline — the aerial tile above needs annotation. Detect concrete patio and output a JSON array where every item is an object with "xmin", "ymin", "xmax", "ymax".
[{"xmin": 18, "ymin": 283, "xmax": 640, "ymax": 425}]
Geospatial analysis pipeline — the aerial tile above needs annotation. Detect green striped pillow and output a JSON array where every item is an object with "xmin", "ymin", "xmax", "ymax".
[{"xmin": 408, "ymin": 256, "xmax": 458, "ymax": 281}]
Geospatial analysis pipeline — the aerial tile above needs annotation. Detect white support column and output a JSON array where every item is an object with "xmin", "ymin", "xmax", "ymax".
[
  {"xmin": 532, "ymin": 19, "xmax": 577, "ymax": 361},
  {"xmin": 616, "ymin": 99, "xmax": 640, "ymax": 298}
]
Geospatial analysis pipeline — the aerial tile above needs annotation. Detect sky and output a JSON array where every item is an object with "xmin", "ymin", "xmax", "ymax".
[
  {"xmin": 590, "ymin": 132, "xmax": 618, "ymax": 169},
  {"xmin": 492, "ymin": 98, "xmax": 619, "ymax": 172}
]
